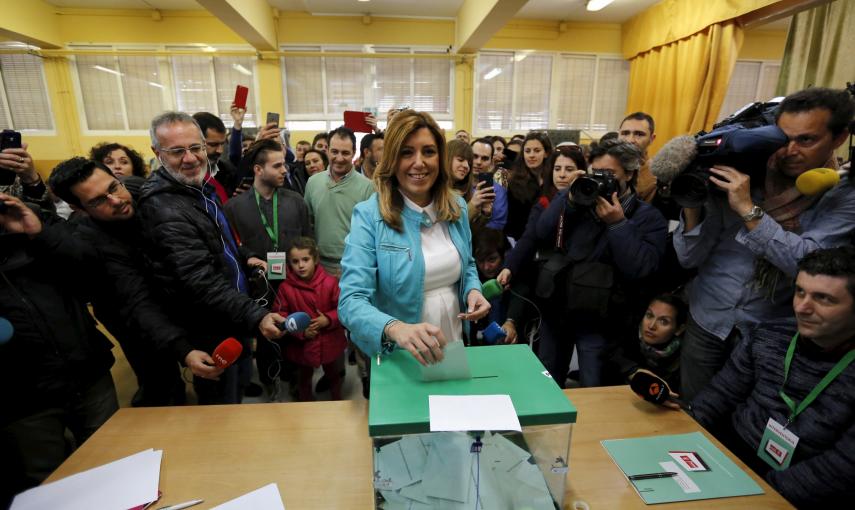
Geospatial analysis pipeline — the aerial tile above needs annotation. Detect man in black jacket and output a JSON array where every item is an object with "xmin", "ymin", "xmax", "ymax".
[
  {"xmin": 46, "ymin": 158, "xmax": 224, "ymax": 405},
  {"xmin": 225, "ymin": 139, "xmax": 312, "ymax": 398},
  {"xmin": 139, "ymin": 111, "xmax": 285, "ymax": 404},
  {"xmin": 0, "ymin": 194, "xmax": 117, "ymax": 507}
]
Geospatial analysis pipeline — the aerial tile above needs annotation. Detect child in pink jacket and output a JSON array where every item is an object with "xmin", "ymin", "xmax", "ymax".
[{"xmin": 274, "ymin": 237, "xmax": 347, "ymax": 401}]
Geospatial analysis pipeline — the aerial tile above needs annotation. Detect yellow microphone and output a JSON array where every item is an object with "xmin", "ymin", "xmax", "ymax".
[{"xmin": 796, "ymin": 168, "xmax": 840, "ymax": 196}]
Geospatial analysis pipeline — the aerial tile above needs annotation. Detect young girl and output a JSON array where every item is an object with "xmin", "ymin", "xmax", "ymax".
[{"xmin": 274, "ymin": 237, "xmax": 347, "ymax": 401}]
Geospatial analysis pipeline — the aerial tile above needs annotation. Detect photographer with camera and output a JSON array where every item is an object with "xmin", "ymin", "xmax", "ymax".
[
  {"xmin": 533, "ymin": 139, "xmax": 667, "ymax": 387},
  {"xmin": 673, "ymin": 87, "xmax": 855, "ymax": 400}
]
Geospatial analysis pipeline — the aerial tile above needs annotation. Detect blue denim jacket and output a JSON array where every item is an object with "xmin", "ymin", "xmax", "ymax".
[{"xmin": 338, "ymin": 193, "xmax": 482, "ymax": 356}]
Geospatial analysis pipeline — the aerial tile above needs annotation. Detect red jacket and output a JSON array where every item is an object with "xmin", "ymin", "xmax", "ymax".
[{"xmin": 273, "ymin": 266, "xmax": 347, "ymax": 367}]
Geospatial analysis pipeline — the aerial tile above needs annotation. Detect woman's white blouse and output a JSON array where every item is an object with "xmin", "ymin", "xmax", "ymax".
[{"xmin": 402, "ymin": 194, "xmax": 463, "ymax": 342}]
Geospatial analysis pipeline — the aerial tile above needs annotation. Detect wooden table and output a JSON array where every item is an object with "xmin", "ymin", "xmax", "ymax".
[
  {"xmin": 46, "ymin": 386, "xmax": 793, "ymax": 509},
  {"xmin": 45, "ymin": 400, "xmax": 375, "ymax": 509},
  {"xmin": 563, "ymin": 386, "xmax": 792, "ymax": 509}
]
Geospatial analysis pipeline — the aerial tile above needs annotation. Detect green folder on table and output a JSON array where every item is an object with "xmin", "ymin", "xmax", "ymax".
[{"xmin": 602, "ymin": 432, "xmax": 764, "ymax": 504}]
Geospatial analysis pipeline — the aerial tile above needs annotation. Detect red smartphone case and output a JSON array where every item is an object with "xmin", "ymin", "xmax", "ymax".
[
  {"xmin": 234, "ymin": 85, "xmax": 249, "ymax": 109},
  {"xmin": 343, "ymin": 111, "xmax": 373, "ymax": 133}
]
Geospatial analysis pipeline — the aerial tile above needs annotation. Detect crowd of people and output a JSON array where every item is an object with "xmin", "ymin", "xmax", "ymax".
[{"xmin": 1, "ymin": 86, "xmax": 854, "ymax": 508}]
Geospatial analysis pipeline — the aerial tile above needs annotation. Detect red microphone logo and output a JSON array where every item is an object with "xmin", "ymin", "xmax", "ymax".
[{"xmin": 212, "ymin": 338, "xmax": 243, "ymax": 369}]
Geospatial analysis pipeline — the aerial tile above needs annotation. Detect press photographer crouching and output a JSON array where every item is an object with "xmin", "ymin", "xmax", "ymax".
[
  {"xmin": 533, "ymin": 139, "xmax": 667, "ymax": 387},
  {"xmin": 665, "ymin": 87, "xmax": 855, "ymax": 400}
]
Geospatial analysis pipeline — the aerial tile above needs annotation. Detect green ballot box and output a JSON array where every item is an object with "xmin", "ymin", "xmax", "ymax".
[{"xmin": 369, "ymin": 344, "xmax": 577, "ymax": 509}]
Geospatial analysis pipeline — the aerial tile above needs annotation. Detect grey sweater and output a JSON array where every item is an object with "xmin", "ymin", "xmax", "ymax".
[{"xmin": 690, "ymin": 319, "xmax": 855, "ymax": 508}]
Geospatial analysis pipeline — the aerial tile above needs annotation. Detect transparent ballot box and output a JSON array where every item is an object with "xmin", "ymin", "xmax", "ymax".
[{"xmin": 369, "ymin": 344, "xmax": 576, "ymax": 509}]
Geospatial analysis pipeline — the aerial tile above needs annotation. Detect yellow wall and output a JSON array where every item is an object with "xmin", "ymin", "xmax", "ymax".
[
  {"xmin": 484, "ymin": 19, "xmax": 622, "ymax": 54},
  {"xmin": 738, "ymin": 29, "xmax": 787, "ymax": 60}
]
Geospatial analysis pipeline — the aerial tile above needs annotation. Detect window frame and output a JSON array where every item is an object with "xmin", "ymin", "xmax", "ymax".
[
  {"xmin": 717, "ymin": 59, "xmax": 782, "ymax": 122},
  {"xmin": 0, "ymin": 47, "xmax": 57, "ymax": 135},
  {"xmin": 473, "ymin": 50, "xmax": 629, "ymax": 138},
  {"xmin": 68, "ymin": 43, "xmax": 260, "ymax": 136},
  {"xmin": 280, "ymin": 44, "xmax": 455, "ymax": 132}
]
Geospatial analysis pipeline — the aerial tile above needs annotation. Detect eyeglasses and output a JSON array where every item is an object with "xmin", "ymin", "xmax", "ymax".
[
  {"xmin": 86, "ymin": 180, "xmax": 126, "ymax": 209},
  {"xmin": 160, "ymin": 144, "xmax": 206, "ymax": 159}
]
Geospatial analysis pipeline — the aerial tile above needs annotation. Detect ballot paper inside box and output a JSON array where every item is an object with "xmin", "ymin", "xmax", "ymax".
[{"xmin": 369, "ymin": 344, "xmax": 577, "ymax": 509}]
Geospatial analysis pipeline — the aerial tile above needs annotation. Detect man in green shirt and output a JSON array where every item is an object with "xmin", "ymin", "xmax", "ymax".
[{"xmin": 303, "ymin": 126, "xmax": 374, "ymax": 277}]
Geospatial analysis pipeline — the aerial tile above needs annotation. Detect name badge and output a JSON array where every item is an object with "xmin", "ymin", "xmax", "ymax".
[
  {"xmin": 757, "ymin": 417, "xmax": 799, "ymax": 471},
  {"xmin": 267, "ymin": 252, "xmax": 287, "ymax": 281}
]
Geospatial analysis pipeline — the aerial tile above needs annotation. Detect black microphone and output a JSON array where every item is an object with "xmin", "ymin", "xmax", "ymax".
[{"xmin": 629, "ymin": 370, "xmax": 685, "ymax": 408}]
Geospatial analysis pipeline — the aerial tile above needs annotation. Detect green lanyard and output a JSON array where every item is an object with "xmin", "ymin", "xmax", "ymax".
[
  {"xmin": 779, "ymin": 333, "xmax": 855, "ymax": 425},
  {"xmin": 254, "ymin": 190, "xmax": 279, "ymax": 251}
]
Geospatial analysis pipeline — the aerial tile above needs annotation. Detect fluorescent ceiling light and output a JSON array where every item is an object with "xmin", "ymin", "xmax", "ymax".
[
  {"xmin": 483, "ymin": 68, "xmax": 502, "ymax": 80},
  {"xmin": 93, "ymin": 65, "xmax": 123, "ymax": 76},
  {"xmin": 148, "ymin": 81, "xmax": 165, "ymax": 89},
  {"xmin": 232, "ymin": 63, "xmax": 252, "ymax": 76},
  {"xmin": 202, "ymin": 46, "xmax": 217, "ymax": 53},
  {"xmin": 586, "ymin": 0, "xmax": 615, "ymax": 11},
  {"xmin": 514, "ymin": 50, "xmax": 533, "ymax": 62}
]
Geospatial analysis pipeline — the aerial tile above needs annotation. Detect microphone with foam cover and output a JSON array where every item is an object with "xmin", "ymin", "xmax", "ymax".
[
  {"xmin": 796, "ymin": 168, "xmax": 841, "ymax": 196},
  {"xmin": 650, "ymin": 135, "xmax": 697, "ymax": 184},
  {"xmin": 276, "ymin": 312, "xmax": 311, "ymax": 333},
  {"xmin": 481, "ymin": 279, "xmax": 503, "ymax": 301},
  {"xmin": 212, "ymin": 337, "xmax": 243, "ymax": 368}
]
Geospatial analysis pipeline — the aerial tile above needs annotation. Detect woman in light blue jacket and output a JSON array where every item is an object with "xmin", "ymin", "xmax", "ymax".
[{"xmin": 338, "ymin": 110, "xmax": 490, "ymax": 366}]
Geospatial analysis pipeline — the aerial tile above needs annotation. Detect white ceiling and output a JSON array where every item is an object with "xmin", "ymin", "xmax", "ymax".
[{"xmin": 44, "ymin": 0, "xmax": 793, "ymax": 29}]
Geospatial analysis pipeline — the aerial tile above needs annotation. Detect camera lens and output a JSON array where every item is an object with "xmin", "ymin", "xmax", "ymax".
[
  {"xmin": 571, "ymin": 176, "xmax": 601, "ymax": 207},
  {"xmin": 671, "ymin": 172, "xmax": 709, "ymax": 208}
]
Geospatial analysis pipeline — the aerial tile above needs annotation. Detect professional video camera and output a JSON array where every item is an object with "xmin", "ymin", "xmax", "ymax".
[
  {"xmin": 651, "ymin": 99, "xmax": 789, "ymax": 208},
  {"xmin": 569, "ymin": 170, "xmax": 619, "ymax": 207}
]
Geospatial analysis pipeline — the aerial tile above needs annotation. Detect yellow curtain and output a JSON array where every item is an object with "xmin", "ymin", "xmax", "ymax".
[
  {"xmin": 625, "ymin": 21, "xmax": 744, "ymax": 156},
  {"xmin": 621, "ymin": 0, "xmax": 777, "ymax": 60}
]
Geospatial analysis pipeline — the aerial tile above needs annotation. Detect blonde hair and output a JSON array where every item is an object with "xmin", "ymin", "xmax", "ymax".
[{"xmin": 372, "ymin": 110, "xmax": 461, "ymax": 231}]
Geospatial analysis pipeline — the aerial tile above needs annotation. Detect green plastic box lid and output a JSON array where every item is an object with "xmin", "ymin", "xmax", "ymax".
[{"xmin": 369, "ymin": 344, "xmax": 577, "ymax": 436}]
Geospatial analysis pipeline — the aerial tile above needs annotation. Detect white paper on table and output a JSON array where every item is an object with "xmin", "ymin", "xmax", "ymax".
[
  {"xmin": 659, "ymin": 461, "xmax": 701, "ymax": 494},
  {"xmin": 429, "ymin": 395, "xmax": 521, "ymax": 432},
  {"xmin": 420, "ymin": 340, "xmax": 471, "ymax": 382},
  {"xmin": 211, "ymin": 483, "xmax": 286, "ymax": 510},
  {"xmin": 11, "ymin": 449, "xmax": 162, "ymax": 510}
]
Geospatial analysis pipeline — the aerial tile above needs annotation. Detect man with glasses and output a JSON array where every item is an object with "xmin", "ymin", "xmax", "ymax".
[
  {"xmin": 137, "ymin": 111, "xmax": 286, "ymax": 404},
  {"xmin": 37, "ymin": 158, "xmax": 206, "ymax": 407},
  {"xmin": 674, "ymin": 87, "xmax": 855, "ymax": 400},
  {"xmin": 194, "ymin": 111, "xmax": 240, "ymax": 201}
]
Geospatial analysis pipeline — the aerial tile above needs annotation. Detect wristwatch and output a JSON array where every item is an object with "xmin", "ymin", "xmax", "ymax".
[{"xmin": 741, "ymin": 205, "xmax": 764, "ymax": 222}]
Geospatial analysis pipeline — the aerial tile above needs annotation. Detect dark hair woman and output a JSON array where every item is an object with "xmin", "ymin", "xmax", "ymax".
[{"xmin": 505, "ymin": 131, "xmax": 552, "ymax": 240}]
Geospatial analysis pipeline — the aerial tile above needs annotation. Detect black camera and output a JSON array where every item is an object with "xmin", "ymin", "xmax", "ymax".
[
  {"xmin": 570, "ymin": 170, "xmax": 619, "ymax": 207},
  {"xmin": 670, "ymin": 124, "xmax": 788, "ymax": 208},
  {"xmin": 653, "ymin": 100, "xmax": 789, "ymax": 208}
]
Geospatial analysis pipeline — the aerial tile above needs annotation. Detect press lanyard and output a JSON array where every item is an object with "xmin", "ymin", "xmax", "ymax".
[
  {"xmin": 779, "ymin": 333, "xmax": 855, "ymax": 425},
  {"xmin": 254, "ymin": 190, "xmax": 279, "ymax": 251}
]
